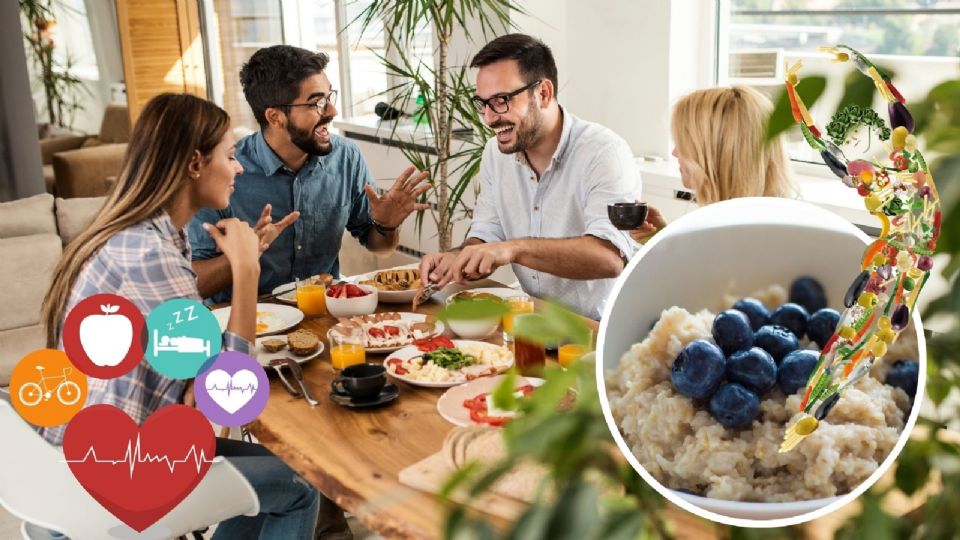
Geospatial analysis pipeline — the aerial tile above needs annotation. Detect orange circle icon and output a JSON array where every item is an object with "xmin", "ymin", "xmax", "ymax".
[{"xmin": 10, "ymin": 349, "xmax": 87, "ymax": 427}]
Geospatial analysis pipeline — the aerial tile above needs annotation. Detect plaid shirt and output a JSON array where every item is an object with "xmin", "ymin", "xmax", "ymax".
[{"xmin": 41, "ymin": 211, "xmax": 251, "ymax": 445}]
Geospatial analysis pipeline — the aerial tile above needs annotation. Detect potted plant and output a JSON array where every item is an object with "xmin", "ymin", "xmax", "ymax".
[{"xmin": 350, "ymin": 0, "xmax": 521, "ymax": 251}]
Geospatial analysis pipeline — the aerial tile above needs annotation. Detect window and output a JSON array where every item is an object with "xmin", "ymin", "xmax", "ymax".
[
  {"xmin": 202, "ymin": 0, "xmax": 434, "ymax": 129},
  {"xmin": 49, "ymin": 0, "xmax": 100, "ymax": 80},
  {"xmin": 718, "ymin": 0, "xmax": 960, "ymax": 164}
]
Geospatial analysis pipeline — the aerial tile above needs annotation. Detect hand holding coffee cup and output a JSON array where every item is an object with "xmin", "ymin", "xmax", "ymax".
[
  {"xmin": 607, "ymin": 201, "xmax": 649, "ymax": 230},
  {"xmin": 331, "ymin": 363, "xmax": 386, "ymax": 401}
]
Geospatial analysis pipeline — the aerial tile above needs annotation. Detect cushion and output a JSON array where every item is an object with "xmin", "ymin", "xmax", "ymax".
[
  {"xmin": 0, "ymin": 325, "xmax": 45, "ymax": 386},
  {"xmin": 0, "ymin": 234, "xmax": 62, "ymax": 330},
  {"xmin": 56, "ymin": 196, "xmax": 106, "ymax": 245},
  {"xmin": 99, "ymin": 104, "xmax": 131, "ymax": 144},
  {"xmin": 0, "ymin": 193, "xmax": 56, "ymax": 239}
]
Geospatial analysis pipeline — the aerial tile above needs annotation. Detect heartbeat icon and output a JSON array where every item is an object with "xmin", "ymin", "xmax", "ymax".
[
  {"xmin": 63, "ymin": 434, "xmax": 215, "ymax": 479},
  {"xmin": 205, "ymin": 382, "xmax": 258, "ymax": 396}
]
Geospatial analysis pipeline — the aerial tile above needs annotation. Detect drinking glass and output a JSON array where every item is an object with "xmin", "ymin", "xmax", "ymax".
[
  {"xmin": 502, "ymin": 293, "xmax": 534, "ymax": 343},
  {"xmin": 329, "ymin": 326, "xmax": 366, "ymax": 370},
  {"xmin": 511, "ymin": 314, "xmax": 545, "ymax": 376},
  {"xmin": 296, "ymin": 277, "xmax": 327, "ymax": 317}
]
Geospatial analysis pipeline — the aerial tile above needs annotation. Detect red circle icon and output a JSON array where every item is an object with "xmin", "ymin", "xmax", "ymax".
[{"xmin": 63, "ymin": 294, "xmax": 146, "ymax": 379}]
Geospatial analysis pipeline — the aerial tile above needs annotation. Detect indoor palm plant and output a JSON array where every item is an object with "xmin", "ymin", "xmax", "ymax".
[{"xmin": 350, "ymin": 0, "xmax": 521, "ymax": 251}]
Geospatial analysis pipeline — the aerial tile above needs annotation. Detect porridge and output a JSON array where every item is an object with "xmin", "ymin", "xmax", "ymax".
[{"xmin": 606, "ymin": 282, "xmax": 918, "ymax": 502}]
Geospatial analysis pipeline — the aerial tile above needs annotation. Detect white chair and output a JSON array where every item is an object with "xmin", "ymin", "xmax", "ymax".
[{"xmin": 0, "ymin": 400, "xmax": 260, "ymax": 540}]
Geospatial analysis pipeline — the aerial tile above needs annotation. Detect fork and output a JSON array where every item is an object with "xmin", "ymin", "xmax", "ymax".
[
  {"xmin": 267, "ymin": 358, "xmax": 302, "ymax": 398},
  {"xmin": 412, "ymin": 282, "xmax": 438, "ymax": 311},
  {"xmin": 283, "ymin": 358, "xmax": 319, "ymax": 407}
]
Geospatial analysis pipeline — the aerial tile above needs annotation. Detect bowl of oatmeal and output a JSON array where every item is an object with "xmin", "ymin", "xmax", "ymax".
[{"xmin": 598, "ymin": 198, "xmax": 924, "ymax": 525}]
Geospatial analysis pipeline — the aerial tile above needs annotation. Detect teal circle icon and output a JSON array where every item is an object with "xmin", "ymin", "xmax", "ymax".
[{"xmin": 145, "ymin": 299, "xmax": 222, "ymax": 379}]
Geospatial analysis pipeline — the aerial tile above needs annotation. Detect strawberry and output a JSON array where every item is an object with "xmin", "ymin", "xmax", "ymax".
[
  {"xmin": 384, "ymin": 325, "xmax": 401, "ymax": 336},
  {"xmin": 346, "ymin": 284, "xmax": 366, "ymax": 298}
]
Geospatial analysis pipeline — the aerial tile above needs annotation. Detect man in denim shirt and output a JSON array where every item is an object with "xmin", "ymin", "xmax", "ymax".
[{"xmin": 189, "ymin": 45, "xmax": 428, "ymax": 303}]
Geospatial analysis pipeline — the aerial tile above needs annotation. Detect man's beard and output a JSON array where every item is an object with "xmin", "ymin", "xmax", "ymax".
[
  {"xmin": 287, "ymin": 115, "xmax": 335, "ymax": 156},
  {"xmin": 491, "ymin": 105, "xmax": 543, "ymax": 155}
]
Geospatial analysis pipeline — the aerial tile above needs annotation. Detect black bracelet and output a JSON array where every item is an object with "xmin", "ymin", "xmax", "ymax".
[{"xmin": 372, "ymin": 219, "xmax": 398, "ymax": 235}]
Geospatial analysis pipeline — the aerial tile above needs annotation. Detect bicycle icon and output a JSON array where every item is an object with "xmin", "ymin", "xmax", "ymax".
[{"xmin": 18, "ymin": 365, "xmax": 82, "ymax": 407}]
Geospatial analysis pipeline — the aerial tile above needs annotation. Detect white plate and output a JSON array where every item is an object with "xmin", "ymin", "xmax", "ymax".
[
  {"xmin": 212, "ymin": 303, "xmax": 304, "ymax": 337},
  {"xmin": 271, "ymin": 283, "xmax": 298, "ymax": 304},
  {"xmin": 328, "ymin": 312, "xmax": 445, "ymax": 353},
  {"xmin": 349, "ymin": 264, "xmax": 422, "ymax": 304},
  {"xmin": 254, "ymin": 335, "xmax": 325, "ymax": 366},
  {"xmin": 384, "ymin": 339, "xmax": 514, "ymax": 388},
  {"xmin": 437, "ymin": 375, "xmax": 545, "ymax": 426},
  {"xmin": 444, "ymin": 287, "xmax": 524, "ymax": 303},
  {"xmin": 673, "ymin": 492, "xmax": 843, "ymax": 521}
]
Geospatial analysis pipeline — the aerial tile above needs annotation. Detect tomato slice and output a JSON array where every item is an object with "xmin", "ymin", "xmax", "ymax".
[{"xmin": 386, "ymin": 357, "xmax": 407, "ymax": 375}]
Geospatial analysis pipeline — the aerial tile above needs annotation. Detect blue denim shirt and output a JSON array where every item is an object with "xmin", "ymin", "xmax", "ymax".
[{"xmin": 188, "ymin": 131, "xmax": 375, "ymax": 304}]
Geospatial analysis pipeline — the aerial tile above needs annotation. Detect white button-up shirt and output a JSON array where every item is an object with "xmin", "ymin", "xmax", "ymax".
[{"xmin": 468, "ymin": 108, "xmax": 641, "ymax": 319}]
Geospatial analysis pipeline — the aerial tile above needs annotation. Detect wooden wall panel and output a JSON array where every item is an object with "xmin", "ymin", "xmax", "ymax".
[{"xmin": 115, "ymin": 0, "xmax": 207, "ymax": 120}]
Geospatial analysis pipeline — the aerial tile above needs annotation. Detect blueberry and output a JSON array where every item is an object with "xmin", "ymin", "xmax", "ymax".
[
  {"xmin": 727, "ymin": 347, "xmax": 778, "ymax": 394},
  {"xmin": 770, "ymin": 303, "xmax": 810, "ymax": 338},
  {"xmin": 671, "ymin": 339, "xmax": 726, "ymax": 399},
  {"xmin": 886, "ymin": 360, "xmax": 919, "ymax": 398},
  {"xmin": 712, "ymin": 310, "xmax": 754, "ymax": 355},
  {"xmin": 708, "ymin": 383, "xmax": 761, "ymax": 429},
  {"xmin": 732, "ymin": 297, "xmax": 771, "ymax": 331},
  {"xmin": 807, "ymin": 308, "xmax": 840, "ymax": 349},
  {"xmin": 778, "ymin": 349, "xmax": 819, "ymax": 395},
  {"xmin": 754, "ymin": 325, "xmax": 800, "ymax": 363},
  {"xmin": 790, "ymin": 276, "xmax": 827, "ymax": 313}
]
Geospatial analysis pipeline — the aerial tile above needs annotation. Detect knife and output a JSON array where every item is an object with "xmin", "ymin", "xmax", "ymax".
[
  {"xmin": 268, "ymin": 358, "xmax": 302, "ymax": 397},
  {"xmin": 283, "ymin": 358, "xmax": 319, "ymax": 406}
]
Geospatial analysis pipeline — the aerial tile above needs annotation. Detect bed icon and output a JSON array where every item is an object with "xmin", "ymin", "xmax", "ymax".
[{"xmin": 153, "ymin": 329, "xmax": 212, "ymax": 358}]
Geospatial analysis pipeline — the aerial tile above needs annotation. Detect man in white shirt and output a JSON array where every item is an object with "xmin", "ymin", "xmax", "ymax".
[{"xmin": 419, "ymin": 34, "xmax": 640, "ymax": 319}]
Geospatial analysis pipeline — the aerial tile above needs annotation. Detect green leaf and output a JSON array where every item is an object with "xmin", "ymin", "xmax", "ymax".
[
  {"xmin": 598, "ymin": 508, "xmax": 645, "ymax": 540},
  {"xmin": 544, "ymin": 481, "xmax": 600, "ymax": 540},
  {"xmin": 834, "ymin": 490, "xmax": 908, "ymax": 540},
  {"xmin": 510, "ymin": 300, "xmax": 592, "ymax": 346},
  {"xmin": 764, "ymin": 76, "xmax": 827, "ymax": 143},
  {"xmin": 895, "ymin": 439, "xmax": 932, "ymax": 496},
  {"xmin": 836, "ymin": 67, "xmax": 881, "ymax": 112},
  {"xmin": 491, "ymin": 369, "xmax": 519, "ymax": 412},
  {"xmin": 435, "ymin": 298, "xmax": 510, "ymax": 321}
]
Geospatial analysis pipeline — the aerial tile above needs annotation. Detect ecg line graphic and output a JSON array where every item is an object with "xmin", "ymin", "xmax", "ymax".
[
  {"xmin": 205, "ymin": 382, "xmax": 258, "ymax": 396},
  {"xmin": 63, "ymin": 435, "xmax": 215, "ymax": 479}
]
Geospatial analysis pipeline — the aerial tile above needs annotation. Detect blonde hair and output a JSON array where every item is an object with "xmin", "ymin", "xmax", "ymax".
[
  {"xmin": 671, "ymin": 85, "xmax": 796, "ymax": 205},
  {"xmin": 42, "ymin": 94, "xmax": 229, "ymax": 347}
]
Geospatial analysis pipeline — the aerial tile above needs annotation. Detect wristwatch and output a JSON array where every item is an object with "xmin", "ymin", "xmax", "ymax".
[{"xmin": 372, "ymin": 219, "xmax": 398, "ymax": 235}]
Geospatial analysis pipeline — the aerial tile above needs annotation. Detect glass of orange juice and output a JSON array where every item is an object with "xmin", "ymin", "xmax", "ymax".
[
  {"xmin": 558, "ymin": 330, "xmax": 594, "ymax": 368},
  {"xmin": 329, "ymin": 326, "xmax": 366, "ymax": 370},
  {"xmin": 296, "ymin": 278, "xmax": 327, "ymax": 317},
  {"xmin": 502, "ymin": 293, "xmax": 534, "ymax": 342}
]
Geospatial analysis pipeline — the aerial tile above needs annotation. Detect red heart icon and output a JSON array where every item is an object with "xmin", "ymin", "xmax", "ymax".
[{"xmin": 63, "ymin": 404, "xmax": 215, "ymax": 532}]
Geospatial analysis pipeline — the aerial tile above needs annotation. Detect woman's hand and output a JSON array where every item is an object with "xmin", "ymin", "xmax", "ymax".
[
  {"xmin": 203, "ymin": 218, "xmax": 260, "ymax": 271},
  {"xmin": 629, "ymin": 204, "xmax": 668, "ymax": 244}
]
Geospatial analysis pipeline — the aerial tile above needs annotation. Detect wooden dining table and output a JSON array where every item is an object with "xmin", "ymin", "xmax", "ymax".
[{"xmin": 245, "ymin": 280, "xmax": 714, "ymax": 539}]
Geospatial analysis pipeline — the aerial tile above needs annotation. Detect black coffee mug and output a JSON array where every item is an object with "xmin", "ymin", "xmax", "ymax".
[
  {"xmin": 607, "ymin": 202, "xmax": 649, "ymax": 230},
  {"xmin": 332, "ymin": 363, "xmax": 386, "ymax": 401}
]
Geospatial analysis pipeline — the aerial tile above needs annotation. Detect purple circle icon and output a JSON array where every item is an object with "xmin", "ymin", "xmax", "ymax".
[{"xmin": 194, "ymin": 352, "xmax": 268, "ymax": 426}]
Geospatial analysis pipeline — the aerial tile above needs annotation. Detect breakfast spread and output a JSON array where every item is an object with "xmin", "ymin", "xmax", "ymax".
[
  {"xmin": 330, "ymin": 312, "xmax": 439, "ymax": 349},
  {"xmin": 386, "ymin": 339, "xmax": 514, "ymax": 385},
  {"xmin": 606, "ymin": 279, "xmax": 919, "ymax": 502},
  {"xmin": 360, "ymin": 268, "xmax": 422, "ymax": 291}
]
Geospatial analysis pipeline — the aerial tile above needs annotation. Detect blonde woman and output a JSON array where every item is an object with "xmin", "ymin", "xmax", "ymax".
[
  {"xmin": 631, "ymin": 85, "xmax": 796, "ymax": 242},
  {"xmin": 39, "ymin": 94, "xmax": 327, "ymax": 539}
]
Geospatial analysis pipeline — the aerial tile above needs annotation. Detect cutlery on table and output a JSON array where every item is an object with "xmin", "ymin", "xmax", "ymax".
[
  {"xmin": 267, "ymin": 358, "xmax": 302, "ymax": 398},
  {"xmin": 412, "ymin": 282, "xmax": 438, "ymax": 311},
  {"xmin": 283, "ymin": 358, "xmax": 319, "ymax": 407}
]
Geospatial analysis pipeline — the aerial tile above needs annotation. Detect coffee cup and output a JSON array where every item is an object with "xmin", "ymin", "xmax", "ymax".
[
  {"xmin": 607, "ymin": 202, "xmax": 649, "ymax": 230},
  {"xmin": 332, "ymin": 363, "xmax": 386, "ymax": 401}
]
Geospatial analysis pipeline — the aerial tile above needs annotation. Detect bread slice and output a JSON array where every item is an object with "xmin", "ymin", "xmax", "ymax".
[
  {"xmin": 261, "ymin": 338, "xmax": 287, "ymax": 353},
  {"xmin": 287, "ymin": 329, "xmax": 320, "ymax": 356}
]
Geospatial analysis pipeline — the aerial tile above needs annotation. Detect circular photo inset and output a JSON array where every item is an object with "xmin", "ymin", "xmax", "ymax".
[{"xmin": 597, "ymin": 198, "xmax": 925, "ymax": 527}]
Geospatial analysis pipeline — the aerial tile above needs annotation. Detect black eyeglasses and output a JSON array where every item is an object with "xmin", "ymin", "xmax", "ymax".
[
  {"xmin": 276, "ymin": 90, "xmax": 338, "ymax": 114},
  {"xmin": 471, "ymin": 80, "xmax": 541, "ymax": 114}
]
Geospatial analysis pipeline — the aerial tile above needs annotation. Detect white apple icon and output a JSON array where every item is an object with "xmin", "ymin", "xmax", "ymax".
[{"xmin": 79, "ymin": 304, "xmax": 133, "ymax": 367}]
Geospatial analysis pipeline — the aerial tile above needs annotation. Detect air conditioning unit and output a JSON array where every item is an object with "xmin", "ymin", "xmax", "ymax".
[{"xmin": 727, "ymin": 49, "xmax": 784, "ymax": 86}]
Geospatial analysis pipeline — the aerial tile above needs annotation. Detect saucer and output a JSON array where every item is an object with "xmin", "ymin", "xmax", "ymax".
[{"xmin": 329, "ymin": 383, "xmax": 400, "ymax": 408}]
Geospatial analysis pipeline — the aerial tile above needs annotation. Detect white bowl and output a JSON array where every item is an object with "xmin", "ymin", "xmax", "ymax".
[
  {"xmin": 443, "ymin": 295, "xmax": 502, "ymax": 339},
  {"xmin": 325, "ymin": 284, "xmax": 379, "ymax": 318},
  {"xmin": 597, "ymin": 197, "xmax": 926, "ymax": 526}
]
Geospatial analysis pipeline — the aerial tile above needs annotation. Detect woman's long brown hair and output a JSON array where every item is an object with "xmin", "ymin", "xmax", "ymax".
[{"xmin": 42, "ymin": 93, "xmax": 229, "ymax": 347}]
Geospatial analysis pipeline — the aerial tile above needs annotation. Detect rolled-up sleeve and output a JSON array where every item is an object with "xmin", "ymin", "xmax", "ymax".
[
  {"xmin": 467, "ymin": 143, "xmax": 506, "ymax": 244},
  {"xmin": 582, "ymin": 140, "xmax": 642, "ymax": 259},
  {"xmin": 188, "ymin": 207, "xmax": 229, "ymax": 261}
]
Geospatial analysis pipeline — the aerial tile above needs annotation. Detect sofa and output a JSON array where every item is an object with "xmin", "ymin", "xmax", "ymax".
[
  {"xmin": 39, "ymin": 104, "xmax": 130, "ymax": 198},
  {"xmin": 0, "ymin": 193, "xmax": 105, "ymax": 386}
]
